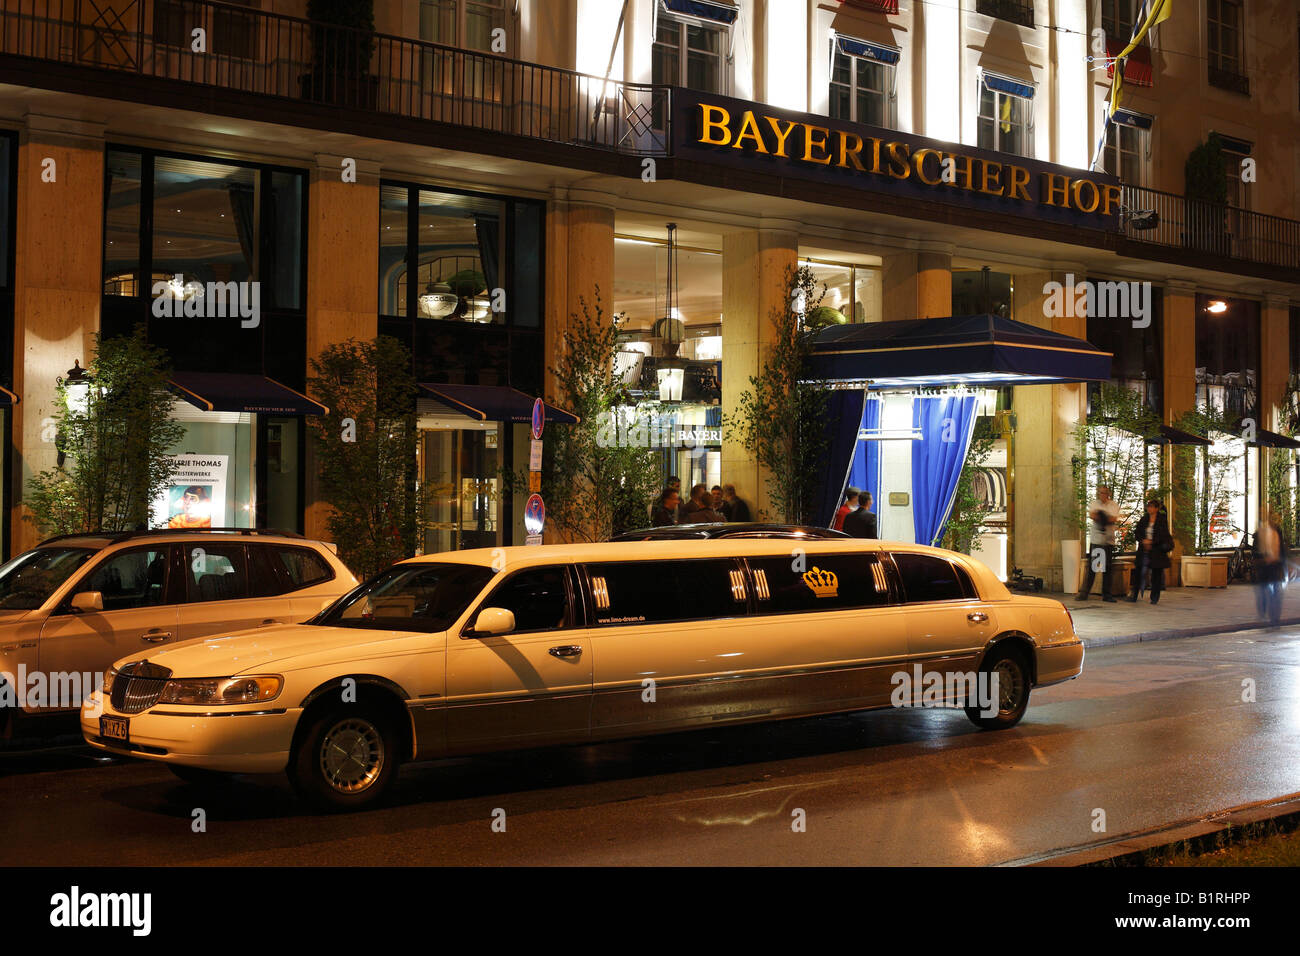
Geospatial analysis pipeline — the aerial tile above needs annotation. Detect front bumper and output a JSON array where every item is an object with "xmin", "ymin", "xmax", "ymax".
[
  {"xmin": 80, "ymin": 690, "xmax": 301, "ymax": 774},
  {"xmin": 1035, "ymin": 639, "xmax": 1085, "ymax": 687}
]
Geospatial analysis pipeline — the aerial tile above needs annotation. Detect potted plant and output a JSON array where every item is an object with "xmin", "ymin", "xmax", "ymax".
[
  {"xmin": 1184, "ymin": 133, "xmax": 1229, "ymax": 257},
  {"xmin": 300, "ymin": 0, "xmax": 378, "ymax": 109},
  {"xmin": 1171, "ymin": 402, "xmax": 1242, "ymax": 587}
]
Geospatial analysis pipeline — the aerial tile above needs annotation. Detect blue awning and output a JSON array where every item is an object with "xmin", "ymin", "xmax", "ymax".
[
  {"xmin": 835, "ymin": 35, "xmax": 901, "ymax": 65},
  {"xmin": 169, "ymin": 372, "xmax": 327, "ymax": 415},
  {"xmin": 420, "ymin": 383, "xmax": 579, "ymax": 425},
  {"xmin": 807, "ymin": 314, "xmax": 1111, "ymax": 388},
  {"xmin": 982, "ymin": 71, "xmax": 1035, "ymax": 99},
  {"xmin": 661, "ymin": 0, "xmax": 738, "ymax": 24},
  {"xmin": 1112, "ymin": 108, "xmax": 1153, "ymax": 130}
]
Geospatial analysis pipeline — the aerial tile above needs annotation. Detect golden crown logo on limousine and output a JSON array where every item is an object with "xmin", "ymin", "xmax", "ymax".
[
  {"xmin": 803, "ymin": 566, "xmax": 839, "ymax": 598},
  {"xmin": 693, "ymin": 103, "xmax": 1122, "ymax": 219}
]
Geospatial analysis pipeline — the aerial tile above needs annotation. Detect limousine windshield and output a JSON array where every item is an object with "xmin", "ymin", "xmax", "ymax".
[{"xmin": 316, "ymin": 562, "xmax": 495, "ymax": 632}]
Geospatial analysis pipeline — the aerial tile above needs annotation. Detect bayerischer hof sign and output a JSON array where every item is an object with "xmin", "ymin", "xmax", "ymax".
[{"xmin": 672, "ymin": 90, "xmax": 1121, "ymax": 230}]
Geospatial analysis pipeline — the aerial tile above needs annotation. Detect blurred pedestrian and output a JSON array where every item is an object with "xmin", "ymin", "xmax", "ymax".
[
  {"xmin": 683, "ymin": 483, "xmax": 725, "ymax": 523},
  {"xmin": 1128, "ymin": 498, "xmax": 1173, "ymax": 604},
  {"xmin": 1077, "ymin": 484, "xmax": 1119, "ymax": 602},
  {"xmin": 833, "ymin": 487, "xmax": 861, "ymax": 531},
  {"xmin": 843, "ymin": 492, "xmax": 877, "ymax": 538},
  {"xmin": 1254, "ymin": 507, "xmax": 1287, "ymax": 626},
  {"xmin": 722, "ymin": 484, "xmax": 751, "ymax": 522},
  {"xmin": 652, "ymin": 488, "xmax": 680, "ymax": 527}
]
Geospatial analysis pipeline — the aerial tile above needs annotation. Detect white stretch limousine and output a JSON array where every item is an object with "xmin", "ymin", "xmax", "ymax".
[{"xmin": 82, "ymin": 539, "xmax": 1084, "ymax": 810}]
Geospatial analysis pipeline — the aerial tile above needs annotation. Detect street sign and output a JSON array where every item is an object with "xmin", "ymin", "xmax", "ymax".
[
  {"xmin": 524, "ymin": 493, "xmax": 545, "ymax": 536},
  {"xmin": 531, "ymin": 398, "xmax": 544, "ymax": 440},
  {"xmin": 529, "ymin": 439, "xmax": 543, "ymax": 471},
  {"xmin": 528, "ymin": 471, "xmax": 541, "ymax": 493},
  {"xmin": 525, "ymin": 534, "xmax": 543, "ymax": 546}
]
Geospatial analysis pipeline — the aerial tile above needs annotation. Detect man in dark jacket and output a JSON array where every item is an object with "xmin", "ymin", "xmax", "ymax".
[
  {"xmin": 1128, "ymin": 499, "xmax": 1173, "ymax": 604},
  {"xmin": 722, "ymin": 484, "xmax": 751, "ymax": 522},
  {"xmin": 843, "ymin": 492, "xmax": 877, "ymax": 538},
  {"xmin": 651, "ymin": 489, "xmax": 680, "ymax": 527},
  {"xmin": 682, "ymin": 483, "xmax": 725, "ymax": 523}
]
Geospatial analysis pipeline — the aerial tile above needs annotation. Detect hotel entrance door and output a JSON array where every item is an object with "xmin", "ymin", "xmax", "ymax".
[{"xmin": 420, "ymin": 424, "xmax": 502, "ymax": 554}]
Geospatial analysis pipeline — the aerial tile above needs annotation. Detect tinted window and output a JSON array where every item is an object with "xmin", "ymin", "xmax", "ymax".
[
  {"xmin": 185, "ymin": 544, "xmax": 249, "ymax": 603},
  {"xmin": 319, "ymin": 563, "xmax": 494, "ymax": 633},
  {"xmin": 0, "ymin": 547, "xmax": 97, "ymax": 610},
  {"xmin": 275, "ymin": 547, "xmax": 333, "ymax": 590},
  {"xmin": 480, "ymin": 566, "xmax": 570, "ymax": 632},
  {"xmin": 748, "ymin": 553, "xmax": 890, "ymax": 613},
  {"xmin": 78, "ymin": 548, "xmax": 170, "ymax": 611},
  {"xmin": 587, "ymin": 559, "xmax": 739, "ymax": 625},
  {"xmin": 248, "ymin": 545, "xmax": 284, "ymax": 598},
  {"xmin": 893, "ymin": 553, "xmax": 967, "ymax": 603}
]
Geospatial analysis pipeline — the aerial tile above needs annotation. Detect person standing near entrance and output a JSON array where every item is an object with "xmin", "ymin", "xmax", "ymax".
[
  {"xmin": 843, "ymin": 492, "xmax": 877, "ymax": 538},
  {"xmin": 1128, "ymin": 499, "xmax": 1173, "ymax": 604},
  {"xmin": 833, "ymin": 487, "xmax": 860, "ymax": 531},
  {"xmin": 1254, "ymin": 507, "xmax": 1287, "ymax": 626},
  {"xmin": 1078, "ymin": 484, "xmax": 1119, "ymax": 602},
  {"xmin": 722, "ymin": 484, "xmax": 751, "ymax": 522},
  {"xmin": 652, "ymin": 488, "xmax": 680, "ymax": 527}
]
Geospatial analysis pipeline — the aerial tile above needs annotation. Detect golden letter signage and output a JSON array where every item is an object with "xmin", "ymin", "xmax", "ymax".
[{"xmin": 674, "ymin": 93, "xmax": 1121, "ymax": 228}]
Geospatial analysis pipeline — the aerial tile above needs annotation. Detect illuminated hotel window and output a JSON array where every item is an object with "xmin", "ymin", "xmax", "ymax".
[
  {"xmin": 1103, "ymin": 120, "xmax": 1148, "ymax": 186},
  {"xmin": 420, "ymin": 0, "xmax": 513, "ymax": 52},
  {"xmin": 829, "ymin": 36, "xmax": 898, "ymax": 129},
  {"xmin": 1100, "ymin": 0, "xmax": 1135, "ymax": 40},
  {"xmin": 653, "ymin": 6, "xmax": 732, "ymax": 94},
  {"xmin": 977, "ymin": 73, "xmax": 1034, "ymax": 158}
]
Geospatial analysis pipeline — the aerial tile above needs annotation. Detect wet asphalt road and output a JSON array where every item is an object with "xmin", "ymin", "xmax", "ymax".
[{"xmin": 3, "ymin": 627, "xmax": 1299, "ymax": 866}]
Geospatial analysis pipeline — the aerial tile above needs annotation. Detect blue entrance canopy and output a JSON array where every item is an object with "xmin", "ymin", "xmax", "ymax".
[
  {"xmin": 169, "ymin": 372, "xmax": 327, "ymax": 415},
  {"xmin": 420, "ymin": 383, "xmax": 579, "ymax": 425},
  {"xmin": 808, "ymin": 314, "xmax": 1112, "ymax": 388}
]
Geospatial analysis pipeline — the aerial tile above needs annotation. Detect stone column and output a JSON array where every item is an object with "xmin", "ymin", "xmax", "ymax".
[
  {"xmin": 721, "ymin": 224, "xmax": 798, "ymax": 521},
  {"xmin": 303, "ymin": 154, "xmax": 381, "ymax": 542},
  {"xmin": 545, "ymin": 194, "xmax": 615, "ymax": 397},
  {"xmin": 10, "ymin": 115, "xmax": 105, "ymax": 556},
  {"xmin": 881, "ymin": 243, "xmax": 952, "ymax": 321},
  {"xmin": 1163, "ymin": 281, "xmax": 1197, "ymax": 569},
  {"xmin": 1260, "ymin": 293, "xmax": 1291, "ymax": 532}
]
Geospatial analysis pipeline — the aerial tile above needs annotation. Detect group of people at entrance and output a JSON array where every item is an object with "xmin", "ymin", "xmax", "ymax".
[
  {"xmin": 652, "ymin": 478, "xmax": 751, "ymax": 526},
  {"xmin": 1079, "ymin": 484, "xmax": 1290, "ymax": 625},
  {"xmin": 1078, "ymin": 485, "xmax": 1173, "ymax": 604},
  {"xmin": 832, "ymin": 487, "xmax": 877, "ymax": 538}
]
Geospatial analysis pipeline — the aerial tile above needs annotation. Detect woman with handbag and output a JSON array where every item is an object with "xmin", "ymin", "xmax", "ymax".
[{"xmin": 1128, "ymin": 499, "xmax": 1174, "ymax": 604}]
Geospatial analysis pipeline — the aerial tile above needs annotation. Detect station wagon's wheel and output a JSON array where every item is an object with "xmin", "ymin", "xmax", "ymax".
[
  {"xmin": 290, "ymin": 706, "xmax": 398, "ymax": 812},
  {"xmin": 965, "ymin": 645, "xmax": 1030, "ymax": 730},
  {"xmin": 168, "ymin": 765, "xmax": 234, "ymax": 788}
]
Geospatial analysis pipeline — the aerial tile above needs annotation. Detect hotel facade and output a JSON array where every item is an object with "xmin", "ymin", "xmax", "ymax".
[{"xmin": 0, "ymin": 0, "xmax": 1297, "ymax": 589}]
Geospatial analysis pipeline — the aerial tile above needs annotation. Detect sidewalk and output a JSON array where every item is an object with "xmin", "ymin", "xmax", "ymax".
[{"xmin": 1042, "ymin": 582, "xmax": 1300, "ymax": 647}]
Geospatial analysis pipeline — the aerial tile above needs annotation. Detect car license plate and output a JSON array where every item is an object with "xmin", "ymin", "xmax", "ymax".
[{"xmin": 100, "ymin": 715, "xmax": 129, "ymax": 743}]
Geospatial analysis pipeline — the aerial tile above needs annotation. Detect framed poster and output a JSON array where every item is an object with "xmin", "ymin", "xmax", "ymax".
[{"xmin": 152, "ymin": 455, "xmax": 230, "ymax": 529}]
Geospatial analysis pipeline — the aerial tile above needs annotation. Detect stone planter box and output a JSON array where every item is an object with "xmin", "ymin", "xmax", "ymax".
[{"xmin": 1180, "ymin": 554, "xmax": 1229, "ymax": 588}]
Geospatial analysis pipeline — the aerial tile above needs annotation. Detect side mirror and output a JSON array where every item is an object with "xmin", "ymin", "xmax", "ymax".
[
  {"xmin": 71, "ymin": 591, "xmax": 104, "ymax": 613},
  {"xmin": 472, "ymin": 607, "xmax": 516, "ymax": 637}
]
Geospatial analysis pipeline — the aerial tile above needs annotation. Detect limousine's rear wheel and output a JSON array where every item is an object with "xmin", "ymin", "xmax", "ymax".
[
  {"xmin": 290, "ymin": 706, "xmax": 398, "ymax": 812},
  {"xmin": 965, "ymin": 645, "xmax": 1030, "ymax": 730}
]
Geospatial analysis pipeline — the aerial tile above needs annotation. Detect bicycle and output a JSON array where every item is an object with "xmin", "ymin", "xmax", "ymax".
[{"xmin": 1227, "ymin": 532, "xmax": 1256, "ymax": 583}]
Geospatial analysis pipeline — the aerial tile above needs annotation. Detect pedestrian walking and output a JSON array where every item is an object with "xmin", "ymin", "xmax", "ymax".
[
  {"xmin": 843, "ymin": 492, "xmax": 877, "ymax": 538},
  {"xmin": 833, "ymin": 487, "xmax": 860, "ymax": 531},
  {"xmin": 1254, "ymin": 508, "xmax": 1287, "ymax": 626},
  {"xmin": 1077, "ymin": 484, "xmax": 1119, "ymax": 602},
  {"xmin": 1127, "ymin": 499, "xmax": 1173, "ymax": 604}
]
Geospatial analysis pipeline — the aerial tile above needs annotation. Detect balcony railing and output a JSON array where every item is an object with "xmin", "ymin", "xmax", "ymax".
[
  {"xmin": 975, "ymin": 0, "xmax": 1034, "ymax": 29},
  {"xmin": 1208, "ymin": 64, "xmax": 1250, "ymax": 96},
  {"xmin": 0, "ymin": 0, "xmax": 670, "ymax": 155},
  {"xmin": 1120, "ymin": 184, "xmax": 1300, "ymax": 270}
]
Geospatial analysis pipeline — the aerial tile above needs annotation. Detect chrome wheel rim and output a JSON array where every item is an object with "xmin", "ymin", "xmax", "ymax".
[
  {"xmin": 319, "ymin": 718, "xmax": 385, "ymax": 793},
  {"xmin": 993, "ymin": 659, "xmax": 1025, "ymax": 715}
]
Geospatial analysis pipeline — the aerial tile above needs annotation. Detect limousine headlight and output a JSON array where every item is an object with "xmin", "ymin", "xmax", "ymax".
[{"xmin": 158, "ymin": 675, "xmax": 284, "ymax": 705}]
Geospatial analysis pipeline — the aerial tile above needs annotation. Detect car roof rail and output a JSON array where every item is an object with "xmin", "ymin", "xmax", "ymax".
[{"xmin": 34, "ymin": 527, "xmax": 307, "ymax": 547}]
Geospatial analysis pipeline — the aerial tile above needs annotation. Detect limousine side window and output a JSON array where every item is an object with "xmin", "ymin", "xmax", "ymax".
[
  {"xmin": 892, "ymin": 552, "xmax": 972, "ymax": 603},
  {"xmin": 747, "ymin": 553, "xmax": 891, "ymax": 614},
  {"xmin": 479, "ymin": 565, "xmax": 570, "ymax": 633},
  {"xmin": 586, "ymin": 560, "xmax": 740, "ymax": 626}
]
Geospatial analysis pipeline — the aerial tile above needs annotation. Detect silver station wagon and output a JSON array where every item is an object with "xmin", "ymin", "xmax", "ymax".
[{"xmin": 83, "ymin": 537, "xmax": 1084, "ymax": 810}]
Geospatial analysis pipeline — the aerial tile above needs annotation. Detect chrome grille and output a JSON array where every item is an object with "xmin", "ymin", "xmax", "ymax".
[{"xmin": 110, "ymin": 660, "xmax": 172, "ymax": 715}]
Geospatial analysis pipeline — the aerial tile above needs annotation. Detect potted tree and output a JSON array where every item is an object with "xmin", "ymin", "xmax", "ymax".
[
  {"xmin": 300, "ymin": 0, "xmax": 378, "ymax": 109},
  {"xmin": 1184, "ymin": 133, "xmax": 1230, "ymax": 257}
]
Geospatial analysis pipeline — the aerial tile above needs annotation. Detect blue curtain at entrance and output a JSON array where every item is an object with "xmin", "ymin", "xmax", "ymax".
[
  {"xmin": 911, "ymin": 395, "xmax": 978, "ymax": 547},
  {"xmin": 846, "ymin": 396, "xmax": 882, "ymax": 521},
  {"xmin": 817, "ymin": 389, "xmax": 868, "ymax": 527}
]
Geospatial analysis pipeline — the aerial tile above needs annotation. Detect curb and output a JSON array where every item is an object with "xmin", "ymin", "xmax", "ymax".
[
  {"xmin": 1078, "ymin": 614, "xmax": 1300, "ymax": 648},
  {"xmin": 1006, "ymin": 792, "xmax": 1300, "ymax": 867}
]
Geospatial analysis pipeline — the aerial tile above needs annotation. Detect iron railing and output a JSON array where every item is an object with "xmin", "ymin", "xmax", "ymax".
[
  {"xmin": 1120, "ymin": 184, "xmax": 1300, "ymax": 271},
  {"xmin": 0, "ymin": 0, "xmax": 671, "ymax": 155}
]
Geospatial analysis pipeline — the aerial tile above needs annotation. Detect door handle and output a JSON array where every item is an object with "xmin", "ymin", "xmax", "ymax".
[
  {"xmin": 141, "ymin": 630, "xmax": 172, "ymax": 643},
  {"xmin": 549, "ymin": 645, "xmax": 582, "ymax": 659},
  {"xmin": 260, "ymin": 619, "xmax": 282, "ymax": 626},
  {"xmin": 967, "ymin": 612, "xmax": 988, "ymax": 623}
]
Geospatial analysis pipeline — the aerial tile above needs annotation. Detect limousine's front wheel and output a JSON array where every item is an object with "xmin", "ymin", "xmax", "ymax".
[
  {"xmin": 965, "ymin": 645, "xmax": 1030, "ymax": 730},
  {"xmin": 290, "ymin": 706, "xmax": 398, "ymax": 812}
]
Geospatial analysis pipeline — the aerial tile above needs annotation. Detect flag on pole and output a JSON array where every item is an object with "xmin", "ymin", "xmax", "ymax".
[{"xmin": 1092, "ymin": 0, "xmax": 1173, "ymax": 170}]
